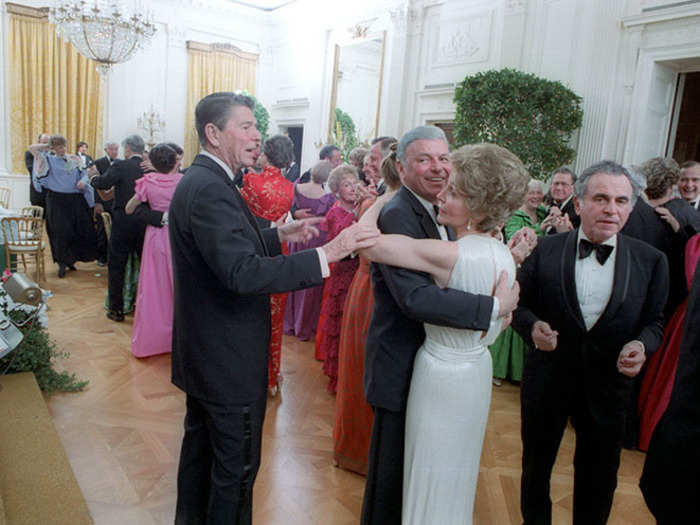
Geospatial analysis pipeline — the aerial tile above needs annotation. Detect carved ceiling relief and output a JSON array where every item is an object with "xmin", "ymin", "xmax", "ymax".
[{"xmin": 432, "ymin": 12, "xmax": 491, "ymax": 68}]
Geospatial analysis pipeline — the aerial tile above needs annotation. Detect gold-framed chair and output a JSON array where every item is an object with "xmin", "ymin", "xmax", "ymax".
[
  {"xmin": 20, "ymin": 205, "xmax": 44, "ymax": 220},
  {"xmin": 0, "ymin": 187, "xmax": 11, "ymax": 209},
  {"xmin": 101, "ymin": 212, "xmax": 112, "ymax": 243},
  {"xmin": 1, "ymin": 216, "xmax": 45, "ymax": 283}
]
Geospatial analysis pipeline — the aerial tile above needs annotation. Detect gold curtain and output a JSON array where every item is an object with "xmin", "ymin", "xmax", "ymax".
[
  {"xmin": 185, "ymin": 42, "xmax": 258, "ymax": 164},
  {"xmin": 7, "ymin": 4, "xmax": 104, "ymax": 174}
]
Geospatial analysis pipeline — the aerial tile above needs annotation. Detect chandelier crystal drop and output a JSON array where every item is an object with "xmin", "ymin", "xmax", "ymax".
[{"xmin": 49, "ymin": 1, "xmax": 157, "ymax": 75}]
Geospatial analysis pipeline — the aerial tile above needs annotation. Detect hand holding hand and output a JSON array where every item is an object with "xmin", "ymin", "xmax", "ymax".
[
  {"xmin": 532, "ymin": 320, "xmax": 558, "ymax": 351},
  {"xmin": 322, "ymin": 223, "xmax": 379, "ymax": 264},
  {"xmin": 617, "ymin": 341, "xmax": 646, "ymax": 377},
  {"xmin": 140, "ymin": 158, "xmax": 154, "ymax": 173},
  {"xmin": 493, "ymin": 270, "xmax": 519, "ymax": 317},
  {"xmin": 553, "ymin": 213, "xmax": 573, "ymax": 233},
  {"xmin": 277, "ymin": 217, "xmax": 323, "ymax": 243},
  {"xmin": 508, "ymin": 227, "xmax": 537, "ymax": 264},
  {"xmin": 655, "ymin": 206, "xmax": 680, "ymax": 233}
]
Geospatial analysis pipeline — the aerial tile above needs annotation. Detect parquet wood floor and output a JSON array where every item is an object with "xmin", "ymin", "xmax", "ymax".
[{"xmin": 36, "ymin": 258, "xmax": 655, "ymax": 524}]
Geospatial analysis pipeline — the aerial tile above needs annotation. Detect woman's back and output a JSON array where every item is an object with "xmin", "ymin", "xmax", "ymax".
[{"xmin": 136, "ymin": 172, "xmax": 183, "ymax": 212}]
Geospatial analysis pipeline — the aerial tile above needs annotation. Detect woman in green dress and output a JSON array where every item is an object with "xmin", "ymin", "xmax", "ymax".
[{"xmin": 490, "ymin": 179, "xmax": 548, "ymax": 385}]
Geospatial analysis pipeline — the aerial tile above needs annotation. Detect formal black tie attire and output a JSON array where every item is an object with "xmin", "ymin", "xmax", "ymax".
[
  {"xmin": 513, "ymin": 230, "xmax": 668, "ymax": 525},
  {"xmin": 25, "ymin": 149, "xmax": 46, "ymax": 208},
  {"xmin": 170, "ymin": 153, "xmax": 326, "ymax": 525}
]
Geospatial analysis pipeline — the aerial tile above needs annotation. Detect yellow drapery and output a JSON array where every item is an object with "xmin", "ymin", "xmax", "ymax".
[
  {"xmin": 7, "ymin": 3, "xmax": 104, "ymax": 174},
  {"xmin": 185, "ymin": 41, "xmax": 258, "ymax": 164}
]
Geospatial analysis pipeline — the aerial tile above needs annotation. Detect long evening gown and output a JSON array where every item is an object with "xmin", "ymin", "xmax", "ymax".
[
  {"xmin": 402, "ymin": 235, "xmax": 514, "ymax": 525},
  {"xmin": 130, "ymin": 172, "xmax": 183, "ymax": 357},
  {"xmin": 283, "ymin": 187, "xmax": 335, "ymax": 340}
]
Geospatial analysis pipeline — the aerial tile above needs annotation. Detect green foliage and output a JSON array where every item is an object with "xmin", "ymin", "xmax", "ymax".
[
  {"xmin": 332, "ymin": 107, "xmax": 360, "ymax": 161},
  {"xmin": 0, "ymin": 299, "xmax": 88, "ymax": 395},
  {"xmin": 453, "ymin": 68, "xmax": 583, "ymax": 179},
  {"xmin": 236, "ymin": 90, "xmax": 270, "ymax": 143}
]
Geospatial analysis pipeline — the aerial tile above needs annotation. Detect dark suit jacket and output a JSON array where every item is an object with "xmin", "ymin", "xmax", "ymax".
[
  {"xmin": 284, "ymin": 162, "xmax": 300, "ymax": 183},
  {"xmin": 546, "ymin": 196, "xmax": 580, "ymax": 234},
  {"xmin": 91, "ymin": 155, "xmax": 144, "ymax": 211},
  {"xmin": 513, "ymin": 230, "xmax": 668, "ymax": 414},
  {"xmin": 94, "ymin": 155, "xmax": 113, "ymax": 175},
  {"xmin": 364, "ymin": 186, "xmax": 495, "ymax": 412},
  {"xmin": 169, "ymin": 154, "xmax": 324, "ymax": 404}
]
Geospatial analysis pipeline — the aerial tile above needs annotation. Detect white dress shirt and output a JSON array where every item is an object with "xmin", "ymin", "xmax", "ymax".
[
  {"xmin": 575, "ymin": 229, "xmax": 616, "ymax": 331},
  {"xmin": 199, "ymin": 150, "xmax": 330, "ymax": 277}
]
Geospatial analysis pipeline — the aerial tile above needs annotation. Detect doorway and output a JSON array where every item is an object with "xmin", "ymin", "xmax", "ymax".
[
  {"xmin": 671, "ymin": 72, "xmax": 700, "ymax": 163},
  {"xmin": 284, "ymin": 126, "xmax": 304, "ymax": 165}
]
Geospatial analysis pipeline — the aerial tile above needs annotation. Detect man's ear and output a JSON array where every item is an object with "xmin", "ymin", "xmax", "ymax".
[
  {"xmin": 573, "ymin": 195, "xmax": 581, "ymax": 215},
  {"xmin": 204, "ymin": 123, "xmax": 220, "ymax": 148},
  {"xmin": 397, "ymin": 159, "xmax": 405, "ymax": 181}
]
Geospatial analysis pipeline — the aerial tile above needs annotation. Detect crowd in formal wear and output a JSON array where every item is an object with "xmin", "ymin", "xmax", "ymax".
[{"xmin": 23, "ymin": 90, "xmax": 700, "ymax": 524}]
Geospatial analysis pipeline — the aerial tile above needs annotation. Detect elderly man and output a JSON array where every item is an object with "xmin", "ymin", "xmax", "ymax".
[
  {"xmin": 92, "ymin": 141, "xmax": 120, "ymax": 265},
  {"xmin": 542, "ymin": 166, "xmax": 580, "ymax": 233},
  {"xmin": 298, "ymin": 143, "xmax": 342, "ymax": 184},
  {"xmin": 91, "ymin": 135, "xmax": 148, "ymax": 322},
  {"xmin": 169, "ymin": 92, "xmax": 376, "ymax": 525},
  {"xmin": 367, "ymin": 136, "xmax": 397, "ymax": 195},
  {"xmin": 513, "ymin": 161, "xmax": 669, "ymax": 525},
  {"xmin": 679, "ymin": 160, "xmax": 700, "ymax": 210},
  {"xmin": 361, "ymin": 125, "xmax": 519, "ymax": 524}
]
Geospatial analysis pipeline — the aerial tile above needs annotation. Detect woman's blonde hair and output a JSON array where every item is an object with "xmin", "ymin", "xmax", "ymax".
[
  {"xmin": 451, "ymin": 143, "xmax": 529, "ymax": 232},
  {"xmin": 327, "ymin": 165, "xmax": 358, "ymax": 193}
]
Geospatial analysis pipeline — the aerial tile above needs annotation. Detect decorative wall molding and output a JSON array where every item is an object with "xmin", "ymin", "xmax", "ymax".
[
  {"xmin": 186, "ymin": 40, "xmax": 259, "ymax": 61},
  {"xmin": 623, "ymin": 3, "xmax": 700, "ymax": 26},
  {"xmin": 641, "ymin": 14, "xmax": 700, "ymax": 47},
  {"xmin": 5, "ymin": 3, "xmax": 47, "ymax": 18},
  {"xmin": 272, "ymin": 97, "xmax": 310, "ymax": 110},
  {"xmin": 505, "ymin": 0, "xmax": 527, "ymax": 15}
]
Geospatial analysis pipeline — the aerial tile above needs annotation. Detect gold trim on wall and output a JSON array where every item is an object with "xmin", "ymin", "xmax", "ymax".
[
  {"xmin": 5, "ymin": 3, "xmax": 48, "ymax": 18},
  {"xmin": 186, "ymin": 41, "xmax": 259, "ymax": 62}
]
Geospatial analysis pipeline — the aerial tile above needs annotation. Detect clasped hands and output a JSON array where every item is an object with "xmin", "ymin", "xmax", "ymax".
[
  {"xmin": 541, "ymin": 206, "xmax": 573, "ymax": 233},
  {"xmin": 508, "ymin": 227, "xmax": 538, "ymax": 265}
]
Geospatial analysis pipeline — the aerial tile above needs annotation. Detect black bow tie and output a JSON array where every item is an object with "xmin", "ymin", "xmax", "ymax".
[{"xmin": 578, "ymin": 239, "xmax": 613, "ymax": 265}]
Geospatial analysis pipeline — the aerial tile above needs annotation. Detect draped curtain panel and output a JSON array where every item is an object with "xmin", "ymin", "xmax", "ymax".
[
  {"xmin": 185, "ymin": 41, "xmax": 258, "ymax": 165},
  {"xmin": 7, "ymin": 4, "xmax": 104, "ymax": 175}
]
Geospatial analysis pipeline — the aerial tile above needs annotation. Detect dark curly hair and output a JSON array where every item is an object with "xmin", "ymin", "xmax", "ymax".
[
  {"xmin": 149, "ymin": 143, "xmax": 178, "ymax": 173},
  {"xmin": 263, "ymin": 135, "xmax": 295, "ymax": 169},
  {"xmin": 641, "ymin": 157, "xmax": 680, "ymax": 200}
]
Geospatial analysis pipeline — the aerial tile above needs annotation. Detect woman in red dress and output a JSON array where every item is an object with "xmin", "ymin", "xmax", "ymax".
[
  {"xmin": 239, "ymin": 135, "xmax": 295, "ymax": 396},
  {"xmin": 333, "ymin": 148, "xmax": 401, "ymax": 474},
  {"xmin": 317, "ymin": 165, "xmax": 361, "ymax": 393}
]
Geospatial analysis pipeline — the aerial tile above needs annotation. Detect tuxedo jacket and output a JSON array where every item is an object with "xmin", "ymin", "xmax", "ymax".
[
  {"xmin": 94, "ymin": 155, "xmax": 113, "ymax": 175},
  {"xmin": 169, "ymin": 154, "xmax": 323, "ymax": 404},
  {"xmin": 364, "ymin": 186, "xmax": 495, "ymax": 412},
  {"xmin": 513, "ymin": 230, "xmax": 668, "ymax": 407},
  {"xmin": 547, "ymin": 196, "xmax": 580, "ymax": 234},
  {"xmin": 91, "ymin": 155, "xmax": 144, "ymax": 211}
]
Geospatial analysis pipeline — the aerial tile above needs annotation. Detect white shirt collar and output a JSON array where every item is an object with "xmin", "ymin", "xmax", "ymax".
[
  {"xmin": 558, "ymin": 194, "xmax": 574, "ymax": 209},
  {"xmin": 199, "ymin": 150, "xmax": 235, "ymax": 181}
]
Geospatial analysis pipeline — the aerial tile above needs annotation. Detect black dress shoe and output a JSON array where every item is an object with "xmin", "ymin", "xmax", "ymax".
[
  {"xmin": 106, "ymin": 310, "xmax": 124, "ymax": 322},
  {"xmin": 57, "ymin": 264, "xmax": 67, "ymax": 278}
]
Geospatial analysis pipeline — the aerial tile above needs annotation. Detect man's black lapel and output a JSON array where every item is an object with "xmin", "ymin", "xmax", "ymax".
[
  {"xmin": 399, "ymin": 187, "xmax": 440, "ymax": 240},
  {"xmin": 560, "ymin": 230, "xmax": 586, "ymax": 332}
]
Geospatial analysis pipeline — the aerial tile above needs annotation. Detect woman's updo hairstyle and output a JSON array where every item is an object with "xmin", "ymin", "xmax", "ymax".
[{"xmin": 149, "ymin": 143, "xmax": 178, "ymax": 173}]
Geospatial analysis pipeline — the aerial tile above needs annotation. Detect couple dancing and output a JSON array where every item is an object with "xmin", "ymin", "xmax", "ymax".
[{"xmin": 357, "ymin": 126, "xmax": 532, "ymax": 525}]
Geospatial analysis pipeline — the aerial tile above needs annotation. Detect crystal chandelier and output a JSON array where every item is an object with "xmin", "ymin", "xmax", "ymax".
[{"xmin": 49, "ymin": 1, "xmax": 157, "ymax": 75}]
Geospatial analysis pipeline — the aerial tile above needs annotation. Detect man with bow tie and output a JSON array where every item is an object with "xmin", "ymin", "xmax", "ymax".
[{"xmin": 513, "ymin": 160, "xmax": 669, "ymax": 525}]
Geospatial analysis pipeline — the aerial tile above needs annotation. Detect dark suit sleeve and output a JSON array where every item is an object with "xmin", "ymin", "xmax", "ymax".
[
  {"xmin": 131, "ymin": 202, "xmax": 164, "ymax": 228},
  {"xmin": 376, "ymin": 205, "xmax": 494, "ymax": 331},
  {"xmin": 190, "ymin": 180, "xmax": 322, "ymax": 295},
  {"xmin": 91, "ymin": 161, "xmax": 121, "ymax": 189},
  {"xmin": 24, "ymin": 151, "xmax": 33, "ymax": 175},
  {"xmin": 636, "ymin": 251, "xmax": 669, "ymax": 356},
  {"xmin": 512, "ymin": 244, "xmax": 541, "ymax": 346},
  {"xmin": 262, "ymin": 227, "xmax": 282, "ymax": 257}
]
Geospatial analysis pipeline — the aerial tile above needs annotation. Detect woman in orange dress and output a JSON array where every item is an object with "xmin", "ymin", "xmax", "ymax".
[
  {"xmin": 333, "ymin": 148, "xmax": 401, "ymax": 474},
  {"xmin": 240, "ymin": 135, "xmax": 295, "ymax": 395}
]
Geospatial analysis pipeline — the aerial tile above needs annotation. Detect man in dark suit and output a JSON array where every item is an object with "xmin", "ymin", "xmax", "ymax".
[
  {"xmin": 513, "ymin": 161, "xmax": 669, "ymax": 525},
  {"xmin": 679, "ymin": 160, "xmax": 700, "ymax": 211},
  {"xmin": 24, "ymin": 133, "xmax": 49, "ymax": 207},
  {"xmin": 92, "ymin": 141, "xmax": 120, "ymax": 265},
  {"xmin": 297, "ymin": 144, "xmax": 341, "ymax": 184},
  {"xmin": 90, "ymin": 135, "xmax": 148, "ymax": 322},
  {"xmin": 543, "ymin": 167, "xmax": 580, "ymax": 233},
  {"xmin": 169, "ymin": 92, "xmax": 376, "ymax": 525},
  {"xmin": 283, "ymin": 160, "xmax": 300, "ymax": 182},
  {"xmin": 368, "ymin": 136, "xmax": 396, "ymax": 196},
  {"xmin": 361, "ymin": 126, "xmax": 519, "ymax": 524}
]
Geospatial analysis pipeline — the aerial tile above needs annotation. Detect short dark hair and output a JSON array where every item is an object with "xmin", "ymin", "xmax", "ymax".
[
  {"xmin": 263, "ymin": 135, "xmax": 295, "ymax": 169},
  {"xmin": 371, "ymin": 136, "xmax": 397, "ymax": 160},
  {"xmin": 681, "ymin": 160, "xmax": 700, "ymax": 170},
  {"xmin": 195, "ymin": 92, "xmax": 254, "ymax": 146},
  {"xmin": 575, "ymin": 160, "xmax": 636, "ymax": 203},
  {"xmin": 166, "ymin": 142, "xmax": 184, "ymax": 156},
  {"xmin": 149, "ymin": 143, "xmax": 178, "ymax": 173},
  {"xmin": 319, "ymin": 144, "xmax": 339, "ymax": 160},
  {"xmin": 76, "ymin": 141, "xmax": 88, "ymax": 152},
  {"xmin": 550, "ymin": 166, "xmax": 577, "ymax": 185}
]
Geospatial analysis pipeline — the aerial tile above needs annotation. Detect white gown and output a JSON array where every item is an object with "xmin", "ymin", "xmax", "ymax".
[{"xmin": 402, "ymin": 234, "xmax": 515, "ymax": 525}]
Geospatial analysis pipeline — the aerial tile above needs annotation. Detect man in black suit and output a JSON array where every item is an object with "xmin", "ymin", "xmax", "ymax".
[
  {"xmin": 90, "ymin": 134, "xmax": 148, "ymax": 322},
  {"xmin": 76, "ymin": 141, "xmax": 94, "ymax": 169},
  {"xmin": 169, "ymin": 92, "xmax": 376, "ymax": 525},
  {"xmin": 513, "ymin": 161, "xmax": 669, "ymax": 525},
  {"xmin": 542, "ymin": 167, "xmax": 580, "ymax": 234},
  {"xmin": 92, "ymin": 141, "xmax": 120, "ymax": 265},
  {"xmin": 24, "ymin": 133, "xmax": 49, "ymax": 207},
  {"xmin": 297, "ymin": 144, "xmax": 341, "ymax": 184},
  {"xmin": 367, "ymin": 136, "xmax": 396, "ymax": 196},
  {"xmin": 361, "ymin": 125, "xmax": 519, "ymax": 524},
  {"xmin": 679, "ymin": 160, "xmax": 700, "ymax": 211}
]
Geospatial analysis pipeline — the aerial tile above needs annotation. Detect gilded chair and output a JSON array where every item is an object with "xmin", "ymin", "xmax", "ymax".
[
  {"xmin": 1, "ymin": 216, "xmax": 45, "ymax": 283},
  {"xmin": 20, "ymin": 205, "xmax": 44, "ymax": 219}
]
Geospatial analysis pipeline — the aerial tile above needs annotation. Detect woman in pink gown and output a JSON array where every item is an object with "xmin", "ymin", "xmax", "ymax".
[{"xmin": 125, "ymin": 143, "xmax": 184, "ymax": 357}]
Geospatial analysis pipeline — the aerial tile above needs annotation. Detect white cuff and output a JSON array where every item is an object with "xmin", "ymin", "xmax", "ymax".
[
  {"xmin": 491, "ymin": 297, "xmax": 500, "ymax": 321},
  {"xmin": 315, "ymin": 247, "xmax": 330, "ymax": 278}
]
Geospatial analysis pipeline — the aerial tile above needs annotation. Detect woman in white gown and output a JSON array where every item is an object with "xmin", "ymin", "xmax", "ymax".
[{"xmin": 360, "ymin": 143, "xmax": 531, "ymax": 524}]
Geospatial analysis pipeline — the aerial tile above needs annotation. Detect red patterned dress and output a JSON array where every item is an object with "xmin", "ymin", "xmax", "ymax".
[
  {"xmin": 319, "ymin": 205, "xmax": 359, "ymax": 394},
  {"xmin": 240, "ymin": 165, "xmax": 294, "ymax": 393}
]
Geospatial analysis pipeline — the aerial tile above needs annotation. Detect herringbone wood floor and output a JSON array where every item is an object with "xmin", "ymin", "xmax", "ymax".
[{"xmin": 38, "ymin": 258, "xmax": 655, "ymax": 524}]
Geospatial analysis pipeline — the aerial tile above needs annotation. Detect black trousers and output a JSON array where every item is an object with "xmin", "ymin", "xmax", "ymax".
[
  {"xmin": 175, "ymin": 394, "xmax": 266, "ymax": 525},
  {"xmin": 361, "ymin": 406, "xmax": 405, "ymax": 525},
  {"xmin": 107, "ymin": 210, "xmax": 144, "ymax": 312},
  {"xmin": 45, "ymin": 190, "xmax": 96, "ymax": 265},
  {"xmin": 520, "ymin": 356, "xmax": 631, "ymax": 525}
]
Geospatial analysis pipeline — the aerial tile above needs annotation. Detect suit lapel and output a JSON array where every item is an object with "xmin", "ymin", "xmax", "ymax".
[
  {"xmin": 560, "ymin": 230, "xmax": 586, "ymax": 332},
  {"xmin": 192, "ymin": 155, "xmax": 269, "ymax": 256},
  {"xmin": 590, "ymin": 234, "xmax": 630, "ymax": 332},
  {"xmin": 399, "ymin": 187, "xmax": 441, "ymax": 240}
]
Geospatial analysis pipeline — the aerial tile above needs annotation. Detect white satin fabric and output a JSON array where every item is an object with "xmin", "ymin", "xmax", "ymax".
[{"xmin": 402, "ymin": 234, "xmax": 515, "ymax": 525}]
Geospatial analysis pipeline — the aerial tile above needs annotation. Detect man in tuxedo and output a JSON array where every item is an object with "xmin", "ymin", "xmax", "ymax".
[
  {"xmin": 75, "ymin": 141, "xmax": 94, "ymax": 169},
  {"xmin": 361, "ymin": 125, "xmax": 519, "ymax": 524},
  {"xmin": 169, "ymin": 92, "xmax": 376, "ymax": 525},
  {"xmin": 90, "ymin": 134, "xmax": 148, "ymax": 322},
  {"xmin": 94, "ymin": 142, "xmax": 119, "ymax": 175},
  {"xmin": 24, "ymin": 133, "xmax": 49, "ymax": 207},
  {"xmin": 543, "ymin": 167, "xmax": 580, "ymax": 233},
  {"xmin": 367, "ymin": 136, "xmax": 396, "ymax": 196},
  {"xmin": 297, "ymin": 144, "xmax": 341, "ymax": 184},
  {"xmin": 92, "ymin": 141, "xmax": 120, "ymax": 265},
  {"xmin": 513, "ymin": 161, "xmax": 669, "ymax": 525},
  {"xmin": 679, "ymin": 160, "xmax": 700, "ymax": 210}
]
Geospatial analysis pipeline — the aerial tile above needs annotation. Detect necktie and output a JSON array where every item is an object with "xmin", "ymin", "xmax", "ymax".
[
  {"xmin": 433, "ymin": 205, "xmax": 441, "ymax": 223},
  {"xmin": 578, "ymin": 239, "xmax": 613, "ymax": 265}
]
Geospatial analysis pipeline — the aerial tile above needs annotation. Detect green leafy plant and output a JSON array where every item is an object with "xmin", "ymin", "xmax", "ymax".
[
  {"xmin": 0, "ymin": 291, "xmax": 88, "ymax": 394},
  {"xmin": 332, "ymin": 107, "xmax": 360, "ymax": 161},
  {"xmin": 453, "ymin": 68, "xmax": 583, "ymax": 179}
]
